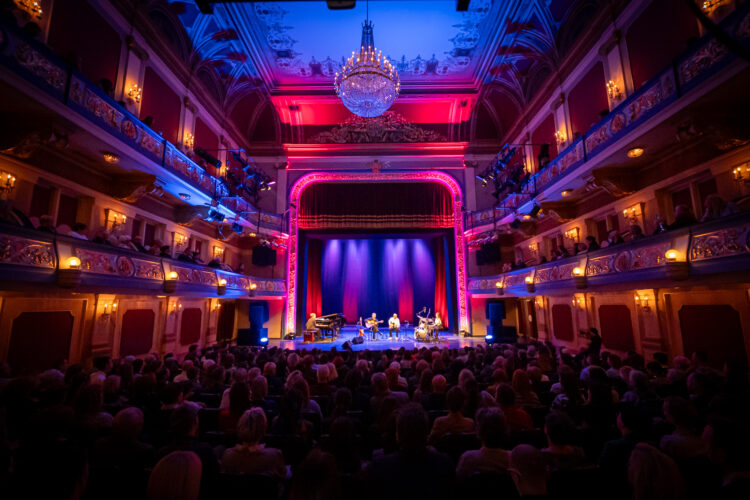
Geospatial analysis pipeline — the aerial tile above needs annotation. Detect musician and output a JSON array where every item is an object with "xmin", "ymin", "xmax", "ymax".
[
  {"xmin": 388, "ymin": 313, "xmax": 400, "ymax": 340},
  {"xmin": 433, "ymin": 312, "xmax": 443, "ymax": 339},
  {"xmin": 305, "ymin": 313, "xmax": 319, "ymax": 339},
  {"xmin": 366, "ymin": 312, "xmax": 381, "ymax": 340}
]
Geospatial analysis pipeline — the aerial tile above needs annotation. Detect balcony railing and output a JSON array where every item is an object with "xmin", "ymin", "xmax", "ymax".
[
  {"xmin": 467, "ymin": 3, "xmax": 750, "ymax": 228},
  {"xmin": 0, "ymin": 224, "xmax": 285, "ymax": 297},
  {"xmin": 468, "ymin": 212, "xmax": 750, "ymax": 295},
  {"xmin": 0, "ymin": 19, "xmax": 283, "ymax": 235}
]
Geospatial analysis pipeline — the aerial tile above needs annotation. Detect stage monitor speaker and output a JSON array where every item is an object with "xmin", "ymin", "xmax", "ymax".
[
  {"xmin": 351, "ymin": 336, "xmax": 364, "ymax": 345},
  {"xmin": 237, "ymin": 328, "xmax": 267, "ymax": 346},
  {"xmin": 283, "ymin": 333, "xmax": 295, "ymax": 340},
  {"xmin": 252, "ymin": 245, "xmax": 277, "ymax": 267}
]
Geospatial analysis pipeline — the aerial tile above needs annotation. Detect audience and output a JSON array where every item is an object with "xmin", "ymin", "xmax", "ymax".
[{"xmin": 2, "ymin": 340, "xmax": 749, "ymax": 499}]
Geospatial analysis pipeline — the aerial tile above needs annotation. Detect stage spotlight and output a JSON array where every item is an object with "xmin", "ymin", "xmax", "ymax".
[
  {"xmin": 510, "ymin": 218, "xmax": 522, "ymax": 229},
  {"xmin": 231, "ymin": 222, "xmax": 243, "ymax": 234},
  {"xmin": 530, "ymin": 205, "xmax": 542, "ymax": 218},
  {"xmin": 485, "ymin": 334, "xmax": 495, "ymax": 344},
  {"xmin": 207, "ymin": 209, "xmax": 225, "ymax": 222},
  {"xmin": 260, "ymin": 336, "xmax": 269, "ymax": 345}
]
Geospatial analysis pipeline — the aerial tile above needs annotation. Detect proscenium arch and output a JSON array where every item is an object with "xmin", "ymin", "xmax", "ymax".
[{"xmin": 285, "ymin": 171, "xmax": 470, "ymax": 335}]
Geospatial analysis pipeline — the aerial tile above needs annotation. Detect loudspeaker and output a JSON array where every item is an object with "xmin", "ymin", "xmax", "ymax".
[
  {"xmin": 351, "ymin": 336, "xmax": 364, "ymax": 345},
  {"xmin": 283, "ymin": 333, "xmax": 295, "ymax": 340}
]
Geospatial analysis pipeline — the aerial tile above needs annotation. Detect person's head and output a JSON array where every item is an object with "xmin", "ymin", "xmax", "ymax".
[
  {"xmin": 263, "ymin": 362, "xmax": 276, "ymax": 377},
  {"xmin": 512, "ymin": 369, "xmax": 533, "ymax": 394},
  {"xmin": 93, "ymin": 356, "xmax": 112, "ymax": 373},
  {"xmin": 674, "ymin": 204, "xmax": 691, "ymax": 219},
  {"xmin": 396, "ymin": 403, "xmax": 430, "ymax": 453},
  {"xmin": 431, "ymin": 374, "xmax": 447, "ymax": 394},
  {"xmin": 112, "ymin": 407, "xmax": 145, "ymax": 440},
  {"xmin": 147, "ymin": 451, "xmax": 202, "ymax": 500},
  {"xmin": 290, "ymin": 449, "xmax": 341, "ymax": 500},
  {"xmin": 630, "ymin": 224, "xmax": 643, "ymax": 237},
  {"xmin": 160, "ymin": 383, "xmax": 184, "ymax": 406},
  {"xmin": 545, "ymin": 410, "xmax": 577, "ymax": 447},
  {"xmin": 458, "ymin": 368, "xmax": 475, "ymax": 389},
  {"xmin": 371, "ymin": 312, "xmax": 376, "ymax": 319},
  {"xmin": 617, "ymin": 405, "xmax": 649, "ymax": 437},
  {"xmin": 169, "ymin": 403, "xmax": 200, "ymax": 440},
  {"xmin": 496, "ymin": 383, "xmax": 517, "ymax": 408},
  {"xmin": 476, "ymin": 407, "xmax": 506, "ymax": 448},
  {"xmin": 72, "ymin": 222, "xmax": 87, "ymax": 233},
  {"xmin": 704, "ymin": 416, "xmax": 750, "ymax": 469},
  {"xmin": 73, "ymin": 383, "xmax": 103, "ymax": 416},
  {"xmin": 371, "ymin": 372, "xmax": 389, "ymax": 396},
  {"xmin": 663, "ymin": 396, "xmax": 698, "ymax": 431},
  {"xmin": 251, "ymin": 375, "xmax": 268, "ymax": 402},
  {"xmin": 237, "ymin": 407, "xmax": 267, "ymax": 445},
  {"xmin": 627, "ymin": 443, "xmax": 685, "ymax": 500},
  {"xmin": 510, "ymin": 444, "xmax": 548, "ymax": 495},
  {"xmin": 316, "ymin": 364, "xmax": 330, "ymax": 384},
  {"xmin": 446, "ymin": 386, "xmax": 466, "ymax": 413},
  {"xmin": 309, "ymin": 313, "xmax": 316, "ymax": 319},
  {"xmin": 393, "ymin": 313, "xmax": 398, "ymax": 318}
]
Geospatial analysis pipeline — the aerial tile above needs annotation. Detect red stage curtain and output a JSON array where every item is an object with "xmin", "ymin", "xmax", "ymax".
[
  {"xmin": 306, "ymin": 239, "xmax": 322, "ymax": 319},
  {"xmin": 434, "ymin": 238, "xmax": 448, "ymax": 328},
  {"xmin": 299, "ymin": 182, "xmax": 454, "ymax": 229}
]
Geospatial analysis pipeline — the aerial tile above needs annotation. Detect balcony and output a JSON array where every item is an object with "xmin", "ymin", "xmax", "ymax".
[
  {"xmin": 467, "ymin": 3, "xmax": 750, "ymax": 229},
  {"xmin": 0, "ymin": 224, "xmax": 285, "ymax": 298},
  {"xmin": 468, "ymin": 212, "xmax": 750, "ymax": 296},
  {"xmin": 0, "ymin": 19, "xmax": 283, "ymax": 235}
]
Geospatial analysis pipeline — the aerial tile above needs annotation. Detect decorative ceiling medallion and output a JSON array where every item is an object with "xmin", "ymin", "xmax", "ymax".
[{"xmin": 309, "ymin": 112, "xmax": 447, "ymax": 144}]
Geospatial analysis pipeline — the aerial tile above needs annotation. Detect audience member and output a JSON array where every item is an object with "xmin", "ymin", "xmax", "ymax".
[
  {"xmin": 147, "ymin": 450, "xmax": 202, "ymax": 500},
  {"xmin": 456, "ymin": 407, "xmax": 510, "ymax": 478},
  {"xmin": 221, "ymin": 407, "xmax": 286, "ymax": 478}
]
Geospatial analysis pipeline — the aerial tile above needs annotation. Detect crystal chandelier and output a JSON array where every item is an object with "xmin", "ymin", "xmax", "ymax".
[{"xmin": 334, "ymin": 4, "xmax": 400, "ymax": 118}]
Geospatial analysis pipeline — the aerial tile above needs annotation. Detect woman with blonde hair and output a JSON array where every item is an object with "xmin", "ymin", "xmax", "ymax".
[
  {"xmin": 147, "ymin": 450, "xmax": 202, "ymax": 500},
  {"xmin": 628, "ymin": 442, "xmax": 686, "ymax": 500}
]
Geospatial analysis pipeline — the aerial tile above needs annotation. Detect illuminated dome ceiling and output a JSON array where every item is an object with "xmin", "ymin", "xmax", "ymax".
[{"xmin": 169, "ymin": 0, "xmax": 591, "ymax": 131}]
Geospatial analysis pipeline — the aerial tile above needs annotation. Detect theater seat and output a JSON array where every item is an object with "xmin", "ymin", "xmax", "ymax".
[
  {"xmin": 460, "ymin": 471, "xmax": 520, "ymax": 499},
  {"xmin": 548, "ymin": 466, "xmax": 603, "ymax": 500},
  {"xmin": 264, "ymin": 434, "xmax": 310, "ymax": 468}
]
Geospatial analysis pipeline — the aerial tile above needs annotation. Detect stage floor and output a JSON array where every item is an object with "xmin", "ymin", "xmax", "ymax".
[{"xmin": 268, "ymin": 325, "xmax": 487, "ymax": 351}]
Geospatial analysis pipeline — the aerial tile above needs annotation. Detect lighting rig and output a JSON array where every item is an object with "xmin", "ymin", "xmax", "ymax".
[{"xmin": 475, "ymin": 144, "xmax": 529, "ymax": 201}]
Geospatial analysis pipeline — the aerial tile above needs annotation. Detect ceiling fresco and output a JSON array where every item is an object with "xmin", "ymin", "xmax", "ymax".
[
  {"xmin": 165, "ymin": 0, "xmax": 597, "ymax": 135},
  {"xmin": 245, "ymin": 0, "xmax": 493, "ymax": 85}
]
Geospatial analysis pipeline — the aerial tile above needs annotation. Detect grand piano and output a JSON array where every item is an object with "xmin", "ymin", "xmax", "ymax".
[{"xmin": 314, "ymin": 313, "xmax": 345, "ymax": 339}]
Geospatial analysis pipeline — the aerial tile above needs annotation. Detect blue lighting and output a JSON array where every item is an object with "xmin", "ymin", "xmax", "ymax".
[
  {"xmin": 260, "ymin": 337, "xmax": 269, "ymax": 344},
  {"xmin": 485, "ymin": 334, "xmax": 494, "ymax": 341}
]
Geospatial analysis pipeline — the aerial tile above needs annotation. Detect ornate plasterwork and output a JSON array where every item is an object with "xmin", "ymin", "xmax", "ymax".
[
  {"xmin": 252, "ymin": 1, "xmax": 491, "ymax": 81},
  {"xmin": 309, "ymin": 112, "xmax": 447, "ymax": 144}
]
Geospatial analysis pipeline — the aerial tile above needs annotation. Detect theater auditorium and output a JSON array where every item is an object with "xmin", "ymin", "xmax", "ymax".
[{"xmin": 1, "ymin": 0, "xmax": 749, "ymax": 498}]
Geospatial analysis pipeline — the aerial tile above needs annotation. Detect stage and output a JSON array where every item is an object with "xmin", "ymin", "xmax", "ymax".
[{"xmin": 269, "ymin": 325, "xmax": 487, "ymax": 351}]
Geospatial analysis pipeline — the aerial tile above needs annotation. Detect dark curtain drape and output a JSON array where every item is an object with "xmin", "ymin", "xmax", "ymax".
[
  {"xmin": 434, "ymin": 237, "xmax": 448, "ymax": 329},
  {"xmin": 299, "ymin": 182, "xmax": 454, "ymax": 229},
  {"xmin": 305, "ymin": 238, "xmax": 322, "ymax": 319}
]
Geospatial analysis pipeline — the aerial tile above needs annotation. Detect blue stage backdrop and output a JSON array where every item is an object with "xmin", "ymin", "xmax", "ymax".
[{"xmin": 310, "ymin": 236, "xmax": 439, "ymax": 326}]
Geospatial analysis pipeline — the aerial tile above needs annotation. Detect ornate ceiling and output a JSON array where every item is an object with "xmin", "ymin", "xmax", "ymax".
[{"xmin": 165, "ymin": 0, "xmax": 600, "ymax": 138}]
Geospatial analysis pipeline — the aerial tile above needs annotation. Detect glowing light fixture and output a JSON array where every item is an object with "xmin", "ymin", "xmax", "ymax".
[
  {"xmin": 127, "ymin": 84, "xmax": 142, "ymax": 103},
  {"xmin": 572, "ymin": 267, "xmax": 584, "ymax": 276},
  {"xmin": 554, "ymin": 129, "xmax": 567, "ymax": 146},
  {"xmin": 184, "ymin": 132, "xmax": 195, "ymax": 150},
  {"xmin": 334, "ymin": 0, "xmax": 399, "ymax": 117},
  {"xmin": 606, "ymin": 80, "xmax": 622, "ymax": 100},
  {"xmin": 561, "ymin": 189, "xmax": 573, "ymax": 197},
  {"xmin": 66, "ymin": 256, "xmax": 81, "ymax": 269},
  {"xmin": 0, "ymin": 171, "xmax": 17, "ymax": 195},
  {"xmin": 102, "ymin": 152, "xmax": 119, "ymax": 164},
  {"xmin": 665, "ymin": 249, "xmax": 678, "ymax": 262},
  {"xmin": 627, "ymin": 147, "xmax": 645, "ymax": 158},
  {"xmin": 168, "ymin": 271, "xmax": 178, "ymax": 280}
]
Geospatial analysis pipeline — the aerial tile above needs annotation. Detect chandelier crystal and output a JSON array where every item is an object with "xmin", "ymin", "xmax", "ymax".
[{"xmin": 335, "ymin": 18, "xmax": 400, "ymax": 118}]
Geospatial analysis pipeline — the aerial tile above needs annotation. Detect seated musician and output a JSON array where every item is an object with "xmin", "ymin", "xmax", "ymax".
[
  {"xmin": 367, "ymin": 312, "xmax": 380, "ymax": 340},
  {"xmin": 388, "ymin": 313, "xmax": 400, "ymax": 340},
  {"xmin": 305, "ymin": 313, "xmax": 319, "ymax": 339},
  {"xmin": 433, "ymin": 312, "xmax": 443, "ymax": 338}
]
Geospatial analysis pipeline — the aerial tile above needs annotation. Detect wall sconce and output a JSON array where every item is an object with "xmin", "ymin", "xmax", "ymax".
[
  {"xmin": 217, "ymin": 278, "xmax": 227, "ymax": 295},
  {"xmin": 571, "ymin": 294, "xmax": 585, "ymax": 310},
  {"xmin": 105, "ymin": 209, "xmax": 127, "ymax": 231},
  {"xmin": 170, "ymin": 301, "xmax": 183, "ymax": 315},
  {"xmin": 528, "ymin": 241, "xmax": 539, "ymax": 256},
  {"xmin": 732, "ymin": 164, "xmax": 750, "ymax": 185},
  {"xmin": 623, "ymin": 203, "xmax": 643, "ymax": 225},
  {"xmin": 606, "ymin": 80, "xmax": 622, "ymax": 101},
  {"xmin": 17, "ymin": 0, "xmax": 43, "ymax": 19},
  {"xmin": 664, "ymin": 249, "xmax": 689, "ymax": 281},
  {"xmin": 174, "ymin": 233, "xmax": 188, "ymax": 249},
  {"xmin": 554, "ymin": 129, "xmax": 567, "ymax": 146},
  {"xmin": 525, "ymin": 275, "xmax": 535, "ymax": 293},
  {"xmin": 572, "ymin": 266, "xmax": 587, "ymax": 289},
  {"xmin": 184, "ymin": 132, "xmax": 195, "ymax": 150},
  {"xmin": 57, "ymin": 256, "xmax": 82, "ymax": 288},
  {"xmin": 564, "ymin": 227, "xmax": 580, "ymax": 243},
  {"xmin": 0, "ymin": 170, "xmax": 17, "ymax": 196},
  {"xmin": 248, "ymin": 282, "xmax": 257, "ymax": 297},
  {"xmin": 634, "ymin": 293, "xmax": 651, "ymax": 313},
  {"xmin": 164, "ymin": 270, "xmax": 178, "ymax": 293},
  {"xmin": 127, "ymin": 84, "xmax": 142, "ymax": 103},
  {"xmin": 213, "ymin": 246, "xmax": 225, "ymax": 260},
  {"xmin": 101, "ymin": 301, "xmax": 118, "ymax": 321},
  {"xmin": 495, "ymin": 280, "xmax": 505, "ymax": 296},
  {"xmin": 213, "ymin": 301, "xmax": 222, "ymax": 312}
]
